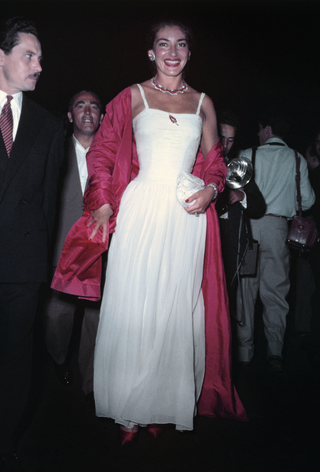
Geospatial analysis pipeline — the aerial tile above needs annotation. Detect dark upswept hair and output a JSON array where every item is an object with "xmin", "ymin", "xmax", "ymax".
[
  {"xmin": 0, "ymin": 17, "xmax": 38, "ymax": 54},
  {"xmin": 218, "ymin": 110, "xmax": 240, "ymax": 132},
  {"xmin": 259, "ymin": 111, "xmax": 290, "ymax": 140},
  {"xmin": 147, "ymin": 19, "xmax": 194, "ymax": 50},
  {"xmin": 68, "ymin": 90, "xmax": 103, "ymax": 114}
]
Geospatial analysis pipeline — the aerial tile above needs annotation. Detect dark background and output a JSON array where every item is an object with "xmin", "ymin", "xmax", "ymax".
[{"xmin": 3, "ymin": 0, "xmax": 320, "ymax": 152}]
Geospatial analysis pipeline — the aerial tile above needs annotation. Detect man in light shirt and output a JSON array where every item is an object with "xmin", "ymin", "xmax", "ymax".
[
  {"xmin": 0, "ymin": 17, "xmax": 64, "ymax": 469},
  {"xmin": 236, "ymin": 112, "xmax": 315, "ymax": 371},
  {"xmin": 44, "ymin": 91, "xmax": 103, "ymax": 395}
]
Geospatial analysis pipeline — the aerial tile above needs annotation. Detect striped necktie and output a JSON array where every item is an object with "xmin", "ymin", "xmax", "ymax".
[{"xmin": 0, "ymin": 95, "xmax": 14, "ymax": 157}]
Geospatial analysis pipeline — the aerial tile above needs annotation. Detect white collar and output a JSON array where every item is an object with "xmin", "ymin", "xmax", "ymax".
[
  {"xmin": 264, "ymin": 137, "xmax": 286, "ymax": 146},
  {"xmin": 0, "ymin": 90, "xmax": 23, "ymax": 110},
  {"xmin": 72, "ymin": 134, "xmax": 90, "ymax": 152}
]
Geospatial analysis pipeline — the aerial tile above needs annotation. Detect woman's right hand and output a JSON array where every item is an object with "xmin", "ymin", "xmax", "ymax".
[{"xmin": 87, "ymin": 203, "xmax": 113, "ymax": 243}]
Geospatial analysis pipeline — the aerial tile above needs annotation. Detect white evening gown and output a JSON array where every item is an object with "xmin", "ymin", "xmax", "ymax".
[{"xmin": 94, "ymin": 85, "xmax": 207, "ymax": 431}]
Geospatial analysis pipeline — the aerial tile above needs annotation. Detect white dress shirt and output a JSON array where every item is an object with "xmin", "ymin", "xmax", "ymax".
[
  {"xmin": 72, "ymin": 134, "xmax": 89, "ymax": 196},
  {"xmin": 0, "ymin": 90, "xmax": 23, "ymax": 141}
]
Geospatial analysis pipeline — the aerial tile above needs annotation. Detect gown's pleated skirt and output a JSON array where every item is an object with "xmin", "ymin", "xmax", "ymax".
[
  {"xmin": 94, "ymin": 176, "xmax": 206, "ymax": 431},
  {"xmin": 94, "ymin": 106, "xmax": 207, "ymax": 431}
]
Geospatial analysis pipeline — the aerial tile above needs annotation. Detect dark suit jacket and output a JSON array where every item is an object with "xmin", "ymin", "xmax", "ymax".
[
  {"xmin": 225, "ymin": 178, "xmax": 266, "ymax": 250},
  {"xmin": 0, "ymin": 94, "xmax": 64, "ymax": 283},
  {"xmin": 51, "ymin": 137, "xmax": 85, "ymax": 267},
  {"xmin": 218, "ymin": 178, "xmax": 266, "ymax": 290}
]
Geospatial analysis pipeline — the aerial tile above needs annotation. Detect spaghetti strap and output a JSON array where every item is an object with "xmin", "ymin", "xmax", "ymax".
[
  {"xmin": 196, "ymin": 93, "xmax": 205, "ymax": 115},
  {"xmin": 136, "ymin": 84, "xmax": 149, "ymax": 109}
]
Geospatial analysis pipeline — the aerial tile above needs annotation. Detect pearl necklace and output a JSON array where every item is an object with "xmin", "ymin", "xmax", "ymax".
[{"xmin": 151, "ymin": 77, "xmax": 188, "ymax": 95}]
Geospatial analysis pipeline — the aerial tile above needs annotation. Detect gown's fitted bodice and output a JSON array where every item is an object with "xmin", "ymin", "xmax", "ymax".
[{"xmin": 133, "ymin": 84, "xmax": 205, "ymax": 184}]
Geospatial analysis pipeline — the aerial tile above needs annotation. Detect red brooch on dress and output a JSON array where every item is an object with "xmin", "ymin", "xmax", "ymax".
[{"xmin": 169, "ymin": 115, "xmax": 179, "ymax": 126}]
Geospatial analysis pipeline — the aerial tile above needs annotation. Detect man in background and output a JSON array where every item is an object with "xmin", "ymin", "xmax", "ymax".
[
  {"xmin": 44, "ymin": 91, "xmax": 104, "ymax": 396},
  {"xmin": 236, "ymin": 112, "xmax": 315, "ymax": 371},
  {"xmin": 219, "ymin": 110, "xmax": 238, "ymax": 163}
]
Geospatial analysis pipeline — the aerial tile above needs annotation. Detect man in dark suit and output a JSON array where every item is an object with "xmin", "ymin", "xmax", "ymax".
[
  {"xmin": 217, "ymin": 111, "xmax": 266, "ymax": 319},
  {"xmin": 43, "ymin": 91, "xmax": 104, "ymax": 395},
  {"xmin": 0, "ymin": 18, "xmax": 64, "ymax": 469}
]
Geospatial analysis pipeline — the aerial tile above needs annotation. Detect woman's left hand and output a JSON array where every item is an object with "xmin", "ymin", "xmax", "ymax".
[{"xmin": 184, "ymin": 186, "xmax": 216, "ymax": 215}]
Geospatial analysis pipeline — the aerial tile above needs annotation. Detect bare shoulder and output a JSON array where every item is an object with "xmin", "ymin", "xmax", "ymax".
[
  {"xmin": 130, "ymin": 83, "xmax": 141, "ymax": 99},
  {"xmin": 180, "ymin": 86, "xmax": 204, "ymax": 113},
  {"xmin": 186, "ymin": 87, "xmax": 216, "ymax": 121},
  {"xmin": 130, "ymin": 84, "xmax": 141, "ymax": 117},
  {"xmin": 185, "ymin": 85, "xmax": 201, "ymax": 99},
  {"xmin": 132, "ymin": 79, "xmax": 153, "ymax": 92},
  {"xmin": 198, "ymin": 93, "xmax": 219, "ymax": 156},
  {"xmin": 201, "ymin": 94, "xmax": 215, "ymax": 110},
  {"xmin": 201, "ymin": 94, "xmax": 217, "ymax": 123}
]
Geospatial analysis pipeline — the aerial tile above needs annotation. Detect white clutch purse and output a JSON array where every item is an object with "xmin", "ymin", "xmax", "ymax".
[{"xmin": 176, "ymin": 171, "xmax": 205, "ymax": 208}]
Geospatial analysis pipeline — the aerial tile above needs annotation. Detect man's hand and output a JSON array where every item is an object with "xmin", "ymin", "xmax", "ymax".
[{"xmin": 228, "ymin": 189, "xmax": 245, "ymax": 205}]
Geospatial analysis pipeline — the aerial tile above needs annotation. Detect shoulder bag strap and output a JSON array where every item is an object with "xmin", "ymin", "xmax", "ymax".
[
  {"xmin": 244, "ymin": 146, "xmax": 257, "ymax": 248},
  {"xmin": 294, "ymin": 150, "xmax": 302, "ymax": 217},
  {"xmin": 251, "ymin": 145, "xmax": 257, "ymax": 170}
]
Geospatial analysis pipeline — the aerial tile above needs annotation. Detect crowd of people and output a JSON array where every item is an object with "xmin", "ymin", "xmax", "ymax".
[
  {"xmin": 0, "ymin": 15, "xmax": 318, "ymax": 472},
  {"xmin": 216, "ymin": 111, "xmax": 315, "ymax": 371}
]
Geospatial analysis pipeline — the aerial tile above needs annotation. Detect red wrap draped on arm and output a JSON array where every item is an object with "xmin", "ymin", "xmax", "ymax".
[
  {"xmin": 51, "ymin": 88, "xmax": 247, "ymax": 420},
  {"xmin": 51, "ymin": 87, "xmax": 139, "ymax": 300}
]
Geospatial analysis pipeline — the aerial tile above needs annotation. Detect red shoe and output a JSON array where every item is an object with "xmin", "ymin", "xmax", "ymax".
[
  {"xmin": 117, "ymin": 427, "xmax": 139, "ymax": 447},
  {"xmin": 147, "ymin": 424, "xmax": 164, "ymax": 439}
]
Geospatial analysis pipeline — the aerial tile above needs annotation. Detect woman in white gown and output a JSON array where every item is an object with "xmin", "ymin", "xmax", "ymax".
[
  {"xmin": 56, "ymin": 20, "xmax": 247, "ymax": 445},
  {"xmin": 87, "ymin": 21, "xmax": 221, "ymax": 444}
]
